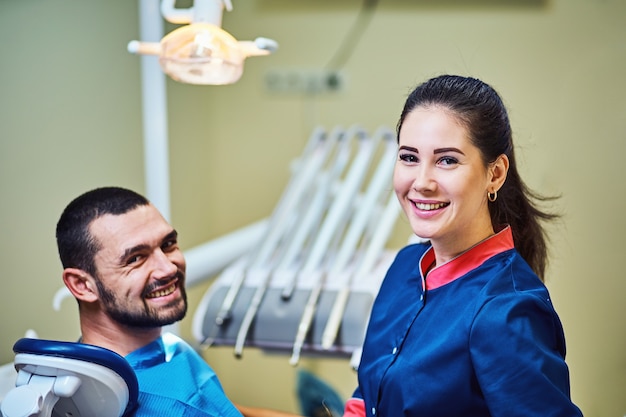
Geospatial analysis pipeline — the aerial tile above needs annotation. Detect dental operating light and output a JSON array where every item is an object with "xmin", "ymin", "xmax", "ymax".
[{"xmin": 128, "ymin": 0, "xmax": 278, "ymax": 85}]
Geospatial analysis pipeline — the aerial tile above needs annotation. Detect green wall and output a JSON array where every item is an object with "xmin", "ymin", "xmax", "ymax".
[{"xmin": 1, "ymin": 1, "xmax": 624, "ymax": 415}]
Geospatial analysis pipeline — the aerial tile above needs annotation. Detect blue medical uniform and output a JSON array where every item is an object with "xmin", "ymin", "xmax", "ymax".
[
  {"xmin": 126, "ymin": 333, "xmax": 243, "ymax": 417},
  {"xmin": 344, "ymin": 227, "xmax": 583, "ymax": 417}
]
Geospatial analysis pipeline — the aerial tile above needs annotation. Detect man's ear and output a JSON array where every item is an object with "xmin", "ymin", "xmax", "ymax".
[{"xmin": 63, "ymin": 268, "xmax": 99, "ymax": 302}]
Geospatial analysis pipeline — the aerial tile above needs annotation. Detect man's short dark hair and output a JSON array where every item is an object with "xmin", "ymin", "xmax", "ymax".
[{"xmin": 56, "ymin": 187, "xmax": 150, "ymax": 276}]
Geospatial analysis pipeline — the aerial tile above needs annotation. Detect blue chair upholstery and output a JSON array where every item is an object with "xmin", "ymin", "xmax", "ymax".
[{"xmin": 1, "ymin": 338, "xmax": 138, "ymax": 417}]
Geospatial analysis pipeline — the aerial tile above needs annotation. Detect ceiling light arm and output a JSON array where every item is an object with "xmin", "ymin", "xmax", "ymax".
[{"xmin": 160, "ymin": 0, "xmax": 232, "ymax": 25}]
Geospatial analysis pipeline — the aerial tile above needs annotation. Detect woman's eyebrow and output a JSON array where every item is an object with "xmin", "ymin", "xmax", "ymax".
[
  {"xmin": 399, "ymin": 145, "xmax": 418, "ymax": 152},
  {"xmin": 434, "ymin": 147, "xmax": 465, "ymax": 155}
]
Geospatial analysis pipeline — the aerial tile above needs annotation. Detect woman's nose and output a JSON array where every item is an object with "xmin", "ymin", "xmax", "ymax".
[{"xmin": 411, "ymin": 166, "xmax": 436, "ymax": 192}]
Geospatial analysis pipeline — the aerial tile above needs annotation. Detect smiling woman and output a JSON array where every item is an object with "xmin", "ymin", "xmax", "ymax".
[
  {"xmin": 393, "ymin": 105, "xmax": 509, "ymax": 262},
  {"xmin": 343, "ymin": 75, "xmax": 582, "ymax": 417}
]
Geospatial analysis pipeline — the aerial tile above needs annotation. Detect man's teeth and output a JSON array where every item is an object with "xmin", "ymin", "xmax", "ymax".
[
  {"xmin": 415, "ymin": 202, "xmax": 448, "ymax": 211},
  {"xmin": 146, "ymin": 283, "xmax": 176, "ymax": 299}
]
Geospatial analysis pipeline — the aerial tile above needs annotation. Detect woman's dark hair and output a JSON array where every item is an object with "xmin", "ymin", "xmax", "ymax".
[
  {"xmin": 56, "ymin": 186, "xmax": 150, "ymax": 276},
  {"xmin": 397, "ymin": 75, "xmax": 559, "ymax": 280}
]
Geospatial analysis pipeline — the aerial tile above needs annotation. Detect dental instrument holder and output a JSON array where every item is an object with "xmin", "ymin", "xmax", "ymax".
[
  {"xmin": 193, "ymin": 250, "xmax": 397, "ymax": 358},
  {"xmin": 191, "ymin": 125, "xmax": 403, "ymax": 365},
  {"xmin": 0, "ymin": 338, "xmax": 138, "ymax": 417}
]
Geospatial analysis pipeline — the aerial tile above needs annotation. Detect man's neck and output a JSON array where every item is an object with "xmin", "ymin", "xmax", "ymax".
[{"xmin": 80, "ymin": 320, "xmax": 162, "ymax": 357}]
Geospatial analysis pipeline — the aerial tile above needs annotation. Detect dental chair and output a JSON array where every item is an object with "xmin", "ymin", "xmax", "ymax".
[{"xmin": 0, "ymin": 338, "xmax": 138, "ymax": 417}]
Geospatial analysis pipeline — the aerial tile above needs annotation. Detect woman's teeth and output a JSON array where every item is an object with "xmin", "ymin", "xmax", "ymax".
[
  {"xmin": 415, "ymin": 202, "xmax": 448, "ymax": 211},
  {"xmin": 146, "ymin": 283, "xmax": 176, "ymax": 299}
]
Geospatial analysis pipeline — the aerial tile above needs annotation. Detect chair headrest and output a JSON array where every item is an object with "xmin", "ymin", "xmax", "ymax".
[{"xmin": 12, "ymin": 338, "xmax": 139, "ymax": 416}]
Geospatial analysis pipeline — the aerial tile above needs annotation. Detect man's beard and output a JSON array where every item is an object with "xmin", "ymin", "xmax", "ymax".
[{"xmin": 95, "ymin": 272, "xmax": 188, "ymax": 328}]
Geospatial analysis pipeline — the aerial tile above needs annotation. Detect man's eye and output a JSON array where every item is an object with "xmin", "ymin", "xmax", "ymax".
[
  {"xmin": 127, "ymin": 254, "xmax": 143, "ymax": 265},
  {"xmin": 162, "ymin": 240, "xmax": 178, "ymax": 251}
]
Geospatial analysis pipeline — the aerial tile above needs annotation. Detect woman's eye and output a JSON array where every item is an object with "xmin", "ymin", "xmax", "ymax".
[
  {"xmin": 399, "ymin": 153, "xmax": 418, "ymax": 163},
  {"xmin": 438, "ymin": 156, "xmax": 458, "ymax": 166}
]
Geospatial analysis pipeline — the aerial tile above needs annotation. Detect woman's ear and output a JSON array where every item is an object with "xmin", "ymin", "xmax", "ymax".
[
  {"xmin": 63, "ymin": 268, "xmax": 99, "ymax": 302},
  {"xmin": 489, "ymin": 154, "xmax": 510, "ymax": 192}
]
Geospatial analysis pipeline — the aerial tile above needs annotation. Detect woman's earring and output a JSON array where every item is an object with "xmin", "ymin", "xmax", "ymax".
[{"xmin": 488, "ymin": 190, "xmax": 497, "ymax": 202}]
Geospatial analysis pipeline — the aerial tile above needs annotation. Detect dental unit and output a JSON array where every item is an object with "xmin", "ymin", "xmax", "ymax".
[{"xmin": 0, "ymin": 1, "xmax": 407, "ymax": 414}]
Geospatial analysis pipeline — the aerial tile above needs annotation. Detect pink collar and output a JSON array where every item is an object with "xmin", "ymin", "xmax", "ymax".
[{"xmin": 419, "ymin": 226, "xmax": 514, "ymax": 290}]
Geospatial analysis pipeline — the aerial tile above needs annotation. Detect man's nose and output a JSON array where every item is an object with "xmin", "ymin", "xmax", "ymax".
[{"xmin": 151, "ymin": 249, "xmax": 178, "ymax": 280}]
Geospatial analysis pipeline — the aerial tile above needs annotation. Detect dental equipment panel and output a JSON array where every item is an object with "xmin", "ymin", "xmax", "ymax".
[
  {"xmin": 0, "ymin": 338, "xmax": 138, "ymax": 417},
  {"xmin": 192, "ymin": 126, "xmax": 402, "ymax": 367}
]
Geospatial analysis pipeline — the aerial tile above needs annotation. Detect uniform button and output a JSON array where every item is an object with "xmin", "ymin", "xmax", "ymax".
[
  {"xmin": 420, "ymin": 294, "xmax": 424, "ymax": 301},
  {"xmin": 392, "ymin": 347, "xmax": 398, "ymax": 355},
  {"xmin": 371, "ymin": 407, "xmax": 376, "ymax": 415}
]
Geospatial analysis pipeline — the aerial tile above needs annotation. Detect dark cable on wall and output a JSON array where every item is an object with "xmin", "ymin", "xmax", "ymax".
[{"xmin": 324, "ymin": 0, "xmax": 379, "ymax": 71}]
